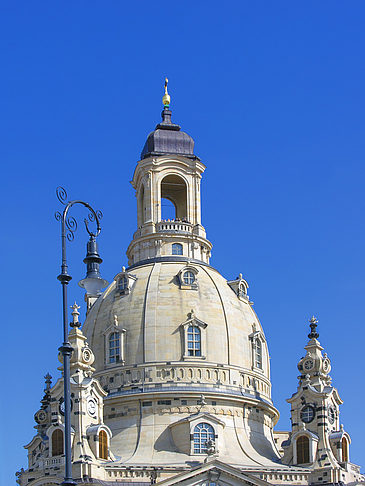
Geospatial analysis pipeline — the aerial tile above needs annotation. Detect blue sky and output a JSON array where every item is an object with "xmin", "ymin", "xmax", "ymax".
[{"xmin": 1, "ymin": 1, "xmax": 365, "ymax": 483}]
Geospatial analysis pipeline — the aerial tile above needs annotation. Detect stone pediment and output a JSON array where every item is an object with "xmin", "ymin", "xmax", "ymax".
[
  {"xmin": 155, "ymin": 459, "xmax": 271, "ymax": 486},
  {"xmin": 168, "ymin": 412, "xmax": 226, "ymax": 428}
]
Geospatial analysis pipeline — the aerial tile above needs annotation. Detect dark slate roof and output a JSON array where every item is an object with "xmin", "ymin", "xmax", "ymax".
[{"xmin": 141, "ymin": 107, "xmax": 197, "ymax": 159}]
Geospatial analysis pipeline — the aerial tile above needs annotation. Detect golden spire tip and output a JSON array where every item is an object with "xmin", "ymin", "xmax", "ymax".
[{"xmin": 162, "ymin": 76, "xmax": 171, "ymax": 107}]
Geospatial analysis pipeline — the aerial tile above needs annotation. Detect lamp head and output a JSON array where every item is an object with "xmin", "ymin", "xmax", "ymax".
[{"xmin": 78, "ymin": 236, "xmax": 108, "ymax": 296}]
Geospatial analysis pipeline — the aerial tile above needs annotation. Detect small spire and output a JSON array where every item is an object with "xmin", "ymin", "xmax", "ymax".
[
  {"xmin": 162, "ymin": 77, "xmax": 171, "ymax": 107},
  {"xmin": 308, "ymin": 315, "xmax": 319, "ymax": 339},
  {"xmin": 70, "ymin": 302, "xmax": 81, "ymax": 328},
  {"xmin": 44, "ymin": 373, "xmax": 52, "ymax": 392}
]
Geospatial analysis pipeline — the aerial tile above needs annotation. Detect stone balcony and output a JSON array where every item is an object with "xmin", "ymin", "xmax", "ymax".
[
  {"xmin": 133, "ymin": 220, "xmax": 195, "ymax": 239},
  {"xmin": 156, "ymin": 220, "xmax": 193, "ymax": 233}
]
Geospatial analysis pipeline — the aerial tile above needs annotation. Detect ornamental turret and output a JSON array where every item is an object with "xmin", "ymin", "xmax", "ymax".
[
  {"xmin": 281, "ymin": 317, "xmax": 364, "ymax": 485},
  {"xmin": 127, "ymin": 79, "xmax": 212, "ymax": 266},
  {"xmin": 19, "ymin": 305, "xmax": 113, "ymax": 486}
]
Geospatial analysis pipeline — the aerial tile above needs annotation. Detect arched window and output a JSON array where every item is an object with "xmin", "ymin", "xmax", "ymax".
[
  {"xmin": 193, "ymin": 423, "xmax": 215, "ymax": 454},
  {"xmin": 99, "ymin": 430, "xmax": 108, "ymax": 459},
  {"xmin": 342, "ymin": 437, "xmax": 348, "ymax": 462},
  {"xmin": 183, "ymin": 271, "xmax": 195, "ymax": 285},
  {"xmin": 254, "ymin": 338, "xmax": 262, "ymax": 369},
  {"xmin": 172, "ymin": 243, "xmax": 183, "ymax": 255},
  {"xmin": 109, "ymin": 332, "xmax": 120, "ymax": 363},
  {"xmin": 188, "ymin": 326, "xmax": 201, "ymax": 356},
  {"xmin": 297, "ymin": 435, "xmax": 310, "ymax": 464},
  {"xmin": 52, "ymin": 429, "xmax": 64, "ymax": 456},
  {"xmin": 161, "ymin": 174, "xmax": 188, "ymax": 221}
]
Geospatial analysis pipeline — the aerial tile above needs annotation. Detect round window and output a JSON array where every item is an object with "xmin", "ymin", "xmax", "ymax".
[
  {"xmin": 183, "ymin": 271, "xmax": 195, "ymax": 285},
  {"xmin": 300, "ymin": 405, "xmax": 315, "ymax": 423}
]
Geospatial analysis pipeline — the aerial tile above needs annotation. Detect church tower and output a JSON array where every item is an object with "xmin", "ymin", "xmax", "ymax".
[{"xmin": 127, "ymin": 79, "xmax": 212, "ymax": 266}]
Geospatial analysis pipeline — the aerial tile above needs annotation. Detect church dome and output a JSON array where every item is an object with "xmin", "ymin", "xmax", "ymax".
[{"xmin": 83, "ymin": 260, "xmax": 271, "ymax": 400}]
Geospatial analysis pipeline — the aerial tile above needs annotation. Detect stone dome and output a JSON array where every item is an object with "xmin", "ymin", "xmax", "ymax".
[
  {"xmin": 83, "ymin": 259, "xmax": 272, "ymax": 402},
  {"xmin": 82, "ymin": 259, "xmax": 280, "ymax": 467}
]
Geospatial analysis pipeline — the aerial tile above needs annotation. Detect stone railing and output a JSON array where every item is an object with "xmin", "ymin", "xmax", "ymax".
[
  {"xmin": 156, "ymin": 221, "xmax": 193, "ymax": 233},
  {"xmin": 97, "ymin": 363, "xmax": 272, "ymax": 400},
  {"xmin": 44, "ymin": 457, "xmax": 65, "ymax": 467}
]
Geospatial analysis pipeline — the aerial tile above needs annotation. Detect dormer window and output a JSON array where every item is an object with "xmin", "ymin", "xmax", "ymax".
[
  {"xmin": 178, "ymin": 266, "xmax": 199, "ymax": 290},
  {"xmin": 187, "ymin": 325, "xmax": 201, "ymax": 356},
  {"xmin": 172, "ymin": 243, "xmax": 183, "ymax": 255},
  {"xmin": 109, "ymin": 332, "xmax": 120, "ymax": 364},
  {"xmin": 249, "ymin": 325, "xmax": 265, "ymax": 372},
  {"xmin": 114, "ymin": 267, "xmax": 137, "ymax": 296},
  {"xmin": 118, "ymin": 276, "xmax": 128, "ymax": 291},
  {"xmin": 227, "ymin": 273, "xmax": 249, "ymax": 302},
  {"xmin": 104, "ymin": 315, "xmax": 126, "ymax": 366},
  {"xmin": 254, "ymin": 338, "xmax": 262, "ymax": 369},
  {"xmin": 193, "ymin": 423, "xmax": 215, "ymax": 454},
  {"xmin": 180, "ymin": 311, "xmax": 207, "ymax": 360},
  {"xmin": 183, "ymin": 271, "xmax": 195, "ymax": 285}
]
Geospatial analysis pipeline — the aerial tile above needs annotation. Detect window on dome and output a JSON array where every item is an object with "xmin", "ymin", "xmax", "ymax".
[
  {"xmin": 109, "ymin": 332, "xmax": 120, "ymax": 363},
  {"xmin": 296, "ymin": 435, "xmax": 310, "ymax": 464},
  {"xmin": 187, "ymin": 325, "xmax": 201, "ymax": 356},
  {"xmin": 193, "ymin": 423, "xmax": 215, "ymax": 454},
  {"xmin": 183, "ymin": 271, "xmax": 195, "ymax": 285},
  {"xmin": 239, "ymin": 283, "xmax": 247, "ymax": 297},
  {"xmin": 118, "ymin": 276, "xmax": 128, "ymax": 291},
  {"xmin": 99, "ymin": 430, "xmax": 108, "ymax": 460},
  {"xmin": 52, "ymin": 429, "xmax": 64, "ymax": 456},
  {"xmin": 172, "ymin": 243, "xmax": 183, "ymax": 255},
  {"xmin": 254, "ymin": 338, "xmax": 262, "ymax": 369}
]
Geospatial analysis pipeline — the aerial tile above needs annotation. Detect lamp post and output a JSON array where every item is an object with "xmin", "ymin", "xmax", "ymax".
[{"xmin": 55, "ymin": 186, "xmax": 107, "ymax": 486}]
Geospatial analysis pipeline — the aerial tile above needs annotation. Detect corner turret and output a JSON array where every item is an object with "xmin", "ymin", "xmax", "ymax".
[{"xmin": 281, "ymin": 317, "xmax": 364, "ymax": 484}]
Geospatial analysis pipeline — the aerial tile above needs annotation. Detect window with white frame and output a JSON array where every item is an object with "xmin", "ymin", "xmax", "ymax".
[
  {"xmin": 118, "ymin": 276, "xmax": 128, "ymax": 291},
  {"xmin": 187, "ymin": 325, "xmax": 201, "ymax": 356},
  {"xmin": 172, "ymin": 243, "xmax": 183, "ymax": 255},
  {"xmin": 181, "ymin": 312, "xmax": 207, "ymax": 360},
  {"xmin": 109, "ymin": 332, "xmax": 120, "ymax": 363},
  {"xmin": 254, "ymin": 338, "xmax": 262, "ymax": 369},
  {"xmin": 178, "ymin": 266, "xmax": 198, "ymax": 290},
  {"xmin": 183, "ymin": 271, "xmax": 195, "ymax": 285},
  {"xmin": 193, "ymin": 423, "xmax": 215, "ymax": 454}
]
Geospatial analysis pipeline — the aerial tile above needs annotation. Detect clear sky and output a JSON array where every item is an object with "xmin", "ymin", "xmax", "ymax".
[{"xmin": 1, "ymin": 1, "xmax": 365, "ymax": 484}]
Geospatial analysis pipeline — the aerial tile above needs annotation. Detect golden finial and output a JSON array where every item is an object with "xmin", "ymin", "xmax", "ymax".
[{"xmin": 162, "ymin": 77, "xmax": 171, "ymax": 107}]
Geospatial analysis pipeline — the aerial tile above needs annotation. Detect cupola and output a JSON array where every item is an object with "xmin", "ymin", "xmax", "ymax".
[
  {"xmin": 141, "ymin": 78, "xmax": 196, "ymax": 160},
  {"xmin": 127, "ymin": 79, "xmax": 212, "ymax": 267}
]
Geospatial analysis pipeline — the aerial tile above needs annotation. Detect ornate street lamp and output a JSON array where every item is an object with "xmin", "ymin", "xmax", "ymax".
[{"xmin": 55, "ymin": 186, "xmax": 108, "ymax": 486}]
